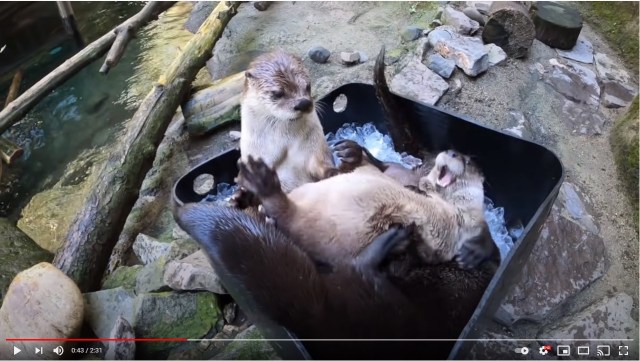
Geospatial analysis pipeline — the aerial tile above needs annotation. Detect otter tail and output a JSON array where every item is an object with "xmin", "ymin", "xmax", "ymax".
[
  {"xmin": 174, "ymin": 204, "xmax": 314, "ymax": 359},
  {"xmin": 374, "ymin": 46, "xmax": 421, "ymax": 155}
]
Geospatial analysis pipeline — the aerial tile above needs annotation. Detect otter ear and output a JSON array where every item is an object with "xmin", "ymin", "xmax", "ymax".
[{"xmin": 245, "ymin": 71, "xmax": 254, "ymax": 79}]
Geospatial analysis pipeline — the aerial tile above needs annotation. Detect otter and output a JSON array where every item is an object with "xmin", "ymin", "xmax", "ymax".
[
  {"xmin": 235, "ymin": 147, "xmax": 496, "ymax": 270},
  {"xmin": 174, "ymin": 204, "xmax": 498, "ymax": 359},
  {"xmin": 232, "ymin": 50, "xmax": 338, "ymax": 208}
]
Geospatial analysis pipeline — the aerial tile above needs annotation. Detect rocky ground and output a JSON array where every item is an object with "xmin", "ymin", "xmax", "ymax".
[{"xmin": 3, "ymin": 1, "xmax": 638, "ymax": 360}]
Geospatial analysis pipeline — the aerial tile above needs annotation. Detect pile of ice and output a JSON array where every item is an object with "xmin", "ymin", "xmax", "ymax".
[
  {"xmin": 202, "ymin": 122, "xmax": 522, "ymax": 260},
  {"xmin": 484, "ymin": 198, "xmax": 523, "ymax": 261},
  {"xmin": 326, "ymin": 122, "xmax": 423, "ymax": 169},
  {"xmin": 200, "ymin": 182, "xmax": 238, "ymax": 204}
]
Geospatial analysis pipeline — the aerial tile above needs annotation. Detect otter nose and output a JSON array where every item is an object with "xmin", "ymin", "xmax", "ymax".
[{"xmin": 294, "ymin": 98, "xmax": 313, "ymax": 113}]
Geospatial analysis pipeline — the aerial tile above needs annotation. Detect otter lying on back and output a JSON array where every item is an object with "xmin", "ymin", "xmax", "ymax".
[
  {"xmin": 238, "ymin": 50, "xmax": 337, "ymax": 194},
  {"xmin": 236, "ymin": 148, "xmax": 496, "ymax": 269}
]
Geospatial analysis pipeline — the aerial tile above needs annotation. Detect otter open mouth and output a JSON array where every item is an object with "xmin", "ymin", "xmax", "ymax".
[{"xmin": 437, "ymin": 165, "xmax": 456, "ymax": 187}]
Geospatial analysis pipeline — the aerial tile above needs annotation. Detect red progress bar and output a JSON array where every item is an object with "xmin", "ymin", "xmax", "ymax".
[{"xmin": 6, "ymin": 338, "xmax": 187, "ymax": 342}]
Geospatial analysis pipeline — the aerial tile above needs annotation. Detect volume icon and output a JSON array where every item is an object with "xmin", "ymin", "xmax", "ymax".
[{"xmin": 53, "ymin": 346, "xmax": 64, "ymax": 356}]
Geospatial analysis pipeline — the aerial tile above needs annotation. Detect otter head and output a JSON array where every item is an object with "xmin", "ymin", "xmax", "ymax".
[
  {"xmin": 244, "ymin": 50, "xmax": 314, "ymax": 121},
  {"xmin": 423, "ymin": 150, "xmax": 483, "ymax": 190}
]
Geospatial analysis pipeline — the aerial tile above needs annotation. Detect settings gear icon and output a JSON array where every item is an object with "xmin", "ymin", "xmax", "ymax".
[{"xmin": 539, "ymin": 345, "xmax": 552, "ymax": 355}]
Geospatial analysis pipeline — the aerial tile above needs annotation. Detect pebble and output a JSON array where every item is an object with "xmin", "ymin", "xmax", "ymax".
[
  {"xmin": 308, "ymin": 46, "xmax": 331, "ymax": 64},
  {"xmin": 340, "ymin": 51, "xmax": 360, "ymax": 65},
  {"xmin": 426, "ymin": 53, "xmax": 456, "ymax": 78},
  {"xmin": 401, "ymin": 26, "xmax": 423, "ymax": 42}
]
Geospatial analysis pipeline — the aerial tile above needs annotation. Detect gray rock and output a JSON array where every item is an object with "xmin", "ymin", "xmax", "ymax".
[
  {"xmin": 561, "ymin": 100, "xmax": 607, "ymax": 135},
  {"xmin": 429, "ymin": 27, "xmax": 490, "ymax": 76},
  {"xmin": 442, "ymin": 5, "xmax": 480, "ymax": 35},
  {"xmin": 214, "ymin": 325, "xmax": 280, "ymax": 360},
  {"xmin": 485, "ymin": 43, "xmax": 507, "ymax": 67},
  {"xmin": 105, "ymin": 316, "xmax": 135, "ymax": 360},
  {"xmin": 307, "ymin": 46, "xmax": 331, "ymax": 64},
  {"xmin": 0, "ymin": 219, "xmax": 52, "ymax": 300},
  {"xmin": 102, "ymin": 265, "xmax": 142, "ymax": 290},
  {"xmin": 556, "ymin": 36, "xmax": 593, "ymax": 64},
  {"xmin": 134, "ymin": 292, "xmax": 221, "ymax": 357},
  {"xmin": 503, "ymin": 110, "xmax": 532, "ymax": 139},
  {"xmin": 468, "ymin": 1, "xmax": 492, "ymax": 15},
  {"xmin": 390, "ymin": 57, "xmax": 449, "ymax": 105},
  {"xmin": 430, "ymin": 18, "xmax": 443, "ymax": 28},
  {"xmin": 545, "ymin": 58, "xmax": 600, "ymax": 109},
  {"xmin": 602, "ymin": 79, "xmax": 638, "ymax": 108},
  {"xmin": 426, "ymin": 53, "xmax": 456, "ymax": 78},
  {"xmin": 163, "ymin": 250, "xmax": 227, "ymax": 294},
  {"xmin": 462, "ymin": 6, "xmax": 486, "ymax": 26},
  {"xmin": 84, "ymin": 287, "xmax": 137, "ymax": 340},
  {"xmin": 594, "ymin": 52, "xmax": 631, "ymax": 84},
  {"xmin": 415, "ymin": 37, "xmax": 430, "ymax": 60},
  {"xmin": 401, "ymin": 26, "xmax": 423, "ymax": 42},
  {"xmin": 136, "ymin": 258, "xmax": 170, "ymax": 293},
  {"xmin": 184, "ymin": 2, "xmax": 215, "ymax": 34},
  {"xmin": 557, "ymin": 182, "xmax": 599, "ymax": 234},
  {"xmin": 133, "ymin": 233, "xmax": 172, "ymax": 265},
  {"xmin": 340, "ymin": 51, "xmax": 360, "ymax": 65},
  {"xmin": 449, "ymin": 78, "xmax": 463, "ymax": 94},
  {"xmin": 498, "ymin": 194, "xmax": 608, "ymax": 325},
  {"xmin": 539, "ymin": 294, "xmax": 639, "ymax": 360},
  {"xmin": 0, "ymin": 263, "xmax": 84, "ymax": 359}
]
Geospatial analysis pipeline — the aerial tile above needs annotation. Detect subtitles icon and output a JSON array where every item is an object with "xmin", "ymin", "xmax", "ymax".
[
  {"xmin": 596, "ymin": 345, "xmax": 610, "ymax": 356},
  {"xmin": 557, "ymin": 345, "xmax": 571, "ymax": 356},
  {"xmin": 515, "ymin": 346, "xmax": 530, "ymax": 355}
]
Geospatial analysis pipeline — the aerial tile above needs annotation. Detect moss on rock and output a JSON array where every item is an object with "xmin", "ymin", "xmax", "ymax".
[
  {"xmin": 214, "ymin": 325, "xmax": 280, "ymax": 360},
  {"xmin": 134, "ymin": 291, "xmax": 221, "ymax": 357},
  {"xmin": 610, "ymin": 96, "xmax": 639, "ymax": 223},
  {"xmin": 101, "ymin": 265, "xmax": 142, "ymax": 290}
]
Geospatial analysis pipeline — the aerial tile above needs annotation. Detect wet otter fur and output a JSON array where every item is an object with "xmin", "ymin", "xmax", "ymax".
[
  {"xmin": 238, "ymin": 50, "xmax": 338, "ymax": 195},
  {"xmin": 236, "ymin": 150, "xmax": 496, "ymax": 269},
  {"xmin": 174, "ymin": 204, "xmax": 498, "ymax": 360}
]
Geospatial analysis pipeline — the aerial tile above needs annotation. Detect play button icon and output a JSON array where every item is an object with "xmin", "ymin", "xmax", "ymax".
[{"xmin": 13, "ymin": 346, "xmax": 21, "ymax": 355}]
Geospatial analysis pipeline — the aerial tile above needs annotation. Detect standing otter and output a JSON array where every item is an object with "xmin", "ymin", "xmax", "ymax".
[
  {"xmin": 235, "ymin": 148, "xmax": 496, "ymax": 269},
  {"xmin": 174, "ymin": 204, "xmax": 498, "ymax": 359},
  {"xmin": 237, "ymin": 50, "xmax": 338, "ymax": 196}
]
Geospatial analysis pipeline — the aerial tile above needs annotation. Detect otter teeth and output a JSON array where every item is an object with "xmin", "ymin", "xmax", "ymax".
[{"xmin": 437, "ymin": 166, "xmax": 455, "ymax": 187}]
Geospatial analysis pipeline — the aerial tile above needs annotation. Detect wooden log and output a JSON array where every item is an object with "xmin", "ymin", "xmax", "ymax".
[
  {"xmin": 530, "ymin": 1, "xmax": 583, "ymax": 50},
  {"xmin": 99, "ymin": 2, "xmax": 175, "ymax": 74},
  {"xmin": 0, "ymin": 137, "xmax": 24, "ymax": 165},
  {"xmin": 0, "ymin": 2, "xmax": 176, "ymax": 136},
  {"xmin": 4, "ymin": 69, "xmax": 23, "ymax": 108},
  {"xmin": 52, "ymin": 1, "xmax": 240, "ymax": 293},
  {"xmin": 482, "ymin": 1, "xmax": 536, "ymax": 58},
  {"xmin": 182, "ymin": 71, "xmax": 244, "ymax": 136}
]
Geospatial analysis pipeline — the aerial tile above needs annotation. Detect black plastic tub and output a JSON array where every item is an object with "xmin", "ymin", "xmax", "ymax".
[{"xmin": 173, "ymin": 83, "xmax": 565, "ymax": 359}]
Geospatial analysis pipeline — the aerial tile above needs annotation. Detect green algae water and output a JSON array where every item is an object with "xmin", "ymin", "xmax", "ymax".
[{"xmin": 0, "ymin": 2, "xmax": 197, "ymax": 220}]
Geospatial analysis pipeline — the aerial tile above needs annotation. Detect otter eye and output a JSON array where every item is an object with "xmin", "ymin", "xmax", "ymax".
[{"xmin": 271, "ymin": 90, "xmax": 285, "ymax": 99}]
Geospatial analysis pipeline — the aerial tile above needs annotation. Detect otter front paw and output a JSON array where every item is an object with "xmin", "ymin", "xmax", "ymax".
[
  {"xmin": 333, "ymin": 139, "xmax": 364, "ymax": 172},
  {"xmin": 229, "ymin": 187, "xmax": 259, "ymax": 209},
  {"xmin": 237, "ymin": 156, "xmax": 283, "ymax": 199}
]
